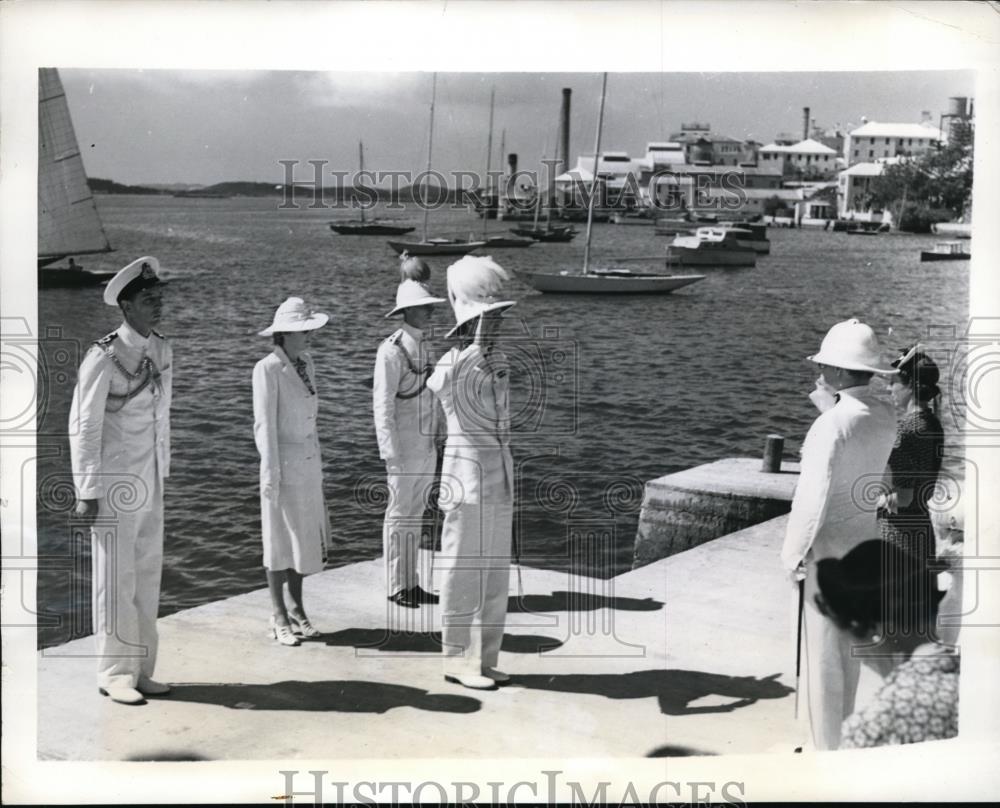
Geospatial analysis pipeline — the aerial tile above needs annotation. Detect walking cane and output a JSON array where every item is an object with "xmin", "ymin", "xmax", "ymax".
[
  {"xmin": 795, "ymin": 577, "xmax": 804, "ymax": 720},
  {"xmin": 512, "ymin": 521, "xmax": 524, "ymax": 601}
]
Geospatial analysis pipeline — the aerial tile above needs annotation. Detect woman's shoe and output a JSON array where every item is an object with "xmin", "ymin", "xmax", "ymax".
[
  {"xmin": 289, "ymin": 614, "xmax": 321, "ymax": 639},
  {"xmin": 269, "ymin": 616, "xmax": 301, "ymax": 646}
]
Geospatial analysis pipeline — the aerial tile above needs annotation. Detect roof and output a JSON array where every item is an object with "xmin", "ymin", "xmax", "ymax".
[
  {"xmin": 839, "ymin": 161, "xmax": 887, "ymax": 177},
  {"xmin": 760, "ymin": 138, "xmax": 838, "ymax": 155},
  {"xmin": 849, "ymin": 121, "xmax": 942, "ymax": 139}
]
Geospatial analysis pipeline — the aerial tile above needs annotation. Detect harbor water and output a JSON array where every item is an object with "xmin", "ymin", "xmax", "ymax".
[{"xmin": 36, "ymin": 195, "xmax": 969, "ymax": 648}]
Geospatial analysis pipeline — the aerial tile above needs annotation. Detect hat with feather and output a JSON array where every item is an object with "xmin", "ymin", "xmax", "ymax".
[{"xmin": 444, "ymin": 255, "xmax": 516, "ymax": 338}]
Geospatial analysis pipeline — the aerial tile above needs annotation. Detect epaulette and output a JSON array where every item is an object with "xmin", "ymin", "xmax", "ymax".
[
  {"xmin": 151, "ymin": 329, "xmax": 167, "ymax": 340},
  {"xmin": 383, "ymin": 330, "xmax": 404, "ymax": 347},
  {"xmin": 94, "ymin": 332, "xmax": 118, "ymax": 347}
]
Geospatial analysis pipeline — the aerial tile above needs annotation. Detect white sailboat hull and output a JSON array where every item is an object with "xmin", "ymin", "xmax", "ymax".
[{"xmin": 519, "ymin": 270, "xmax": 705, "ymax": 294}]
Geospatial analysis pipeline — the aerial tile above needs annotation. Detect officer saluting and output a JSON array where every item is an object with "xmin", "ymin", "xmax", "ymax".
[
  {"xmin": 69, "ymin": 257, "xmax": 173, "ymax": 705},
  {"xmin": 373, "ymin": 256, "xmax": 446, "ymax": 609}
]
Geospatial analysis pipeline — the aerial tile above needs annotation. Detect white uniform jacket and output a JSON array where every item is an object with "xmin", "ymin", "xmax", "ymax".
[
  {"xmin": 372, "ymin": 323, "xmax": 441, "ymax": 464},
  {"xmin": 427, "ymin": 343, "xmax": 513, "ymax": 509},
  {"xmin": 781, "ymin": 384, "xmax": 897, "ymax": 571},
  {"xmin": 69, "ymin": 321, "xmax": 172, "ymax": 504}
]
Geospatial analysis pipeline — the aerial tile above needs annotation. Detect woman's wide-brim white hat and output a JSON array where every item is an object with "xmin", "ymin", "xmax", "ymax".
[
  {"xmin": 807, "ymin": 318, "xmax": 897, "ymax": 374},
  {"xmin": 385, "ymin": 280, "xmax": 446, "ymax": 318},
  {"xmin": 445, "ymin": 298, "xmax": 516, "ymax": 338},
  {"xmin": 258, "ymin": 297, "xmax": 329, "ymax": 336}
]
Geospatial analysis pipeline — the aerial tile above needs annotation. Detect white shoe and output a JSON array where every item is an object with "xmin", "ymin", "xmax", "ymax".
[
  {"xmin": 482, "ymin": 668, "xmax": 511, "ymax": 684},
  {"xmin": 444, "ymin": 673, "xmax": 498, "ymax": 690},
  {"xmin": 98, "ymin": 685, "xmax": 146, "ymax": 705},
  {"xmin": 137, "ymin": 676, "xmax": 172, "ymax": 696},
  {"xmin": 269, "ymin": 616, "xmax": 301, "ymax": 646},
  {"xmin": 289, "ymin": 614, "xmax": 322, "ymax": 638}
]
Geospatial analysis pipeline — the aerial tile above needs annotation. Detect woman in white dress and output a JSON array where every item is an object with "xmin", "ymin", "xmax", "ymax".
[{"xmin": 253, "ymin": 297, "xmax": 331, "ymax": 646}]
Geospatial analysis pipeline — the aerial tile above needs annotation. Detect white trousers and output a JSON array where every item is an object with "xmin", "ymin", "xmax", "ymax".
[
  {"xmin": 802, "ymin": 600, "xmax": 862, "ymax": 750},
  {"xmin": 383, "ymin": 452, "xmax": 437, "ymax": 596},
  {"xmin": 438, "ymin": 502, "xmax": 513, "ymax": 674},
  {"xmin": 91, "ymin": 477, "xmax": 164, "ymax": 690}
]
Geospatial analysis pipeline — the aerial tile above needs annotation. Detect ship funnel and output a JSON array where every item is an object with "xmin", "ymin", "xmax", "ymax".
[{"xmin": 560, "ymin": 88, "xmax": 572, "ymax": 175}]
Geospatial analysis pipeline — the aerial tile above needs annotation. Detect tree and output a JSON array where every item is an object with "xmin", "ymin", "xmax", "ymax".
[{"xmin": 869, "ymin": 120, "xmax": 974, "ymax": 231}]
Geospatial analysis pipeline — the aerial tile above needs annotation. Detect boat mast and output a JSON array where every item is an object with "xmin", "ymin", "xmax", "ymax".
[
  {"xmin": 582, "ymin": 73, "xmax": 608, "ymax": 274},
  {"xmin": 497, "ymin": 128, "xmax": 506, "ymax": 219},
  {"xmin": 533, "ymin": 139, "xmax": 548, "ymax": 231},
  {"xmin": 358, "ymin": 141, "xmax": 366, "ymax": 225},
  {"xmin": 422, "ymin": 73, "xmax": 437, "ymax": 243},
  {"xmin": 483, "ymin": 87, "xmax": 495, "ymax": 241}
]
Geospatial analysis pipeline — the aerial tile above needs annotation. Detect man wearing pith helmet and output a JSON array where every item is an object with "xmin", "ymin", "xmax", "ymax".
[
  {"xmin": 373, "ymin": 267, "xmax": 446, "ymax": 609},
  {"xmin": 426, "ymin": 255, "xmax": 516, "ymax": 690},
  {"xmin": 781, "ymin": 317, "xmax": 898, "ymax": 749},
  {"xmin": 69, "ymin": 256, "xmax": 173, "ymax": 705}
]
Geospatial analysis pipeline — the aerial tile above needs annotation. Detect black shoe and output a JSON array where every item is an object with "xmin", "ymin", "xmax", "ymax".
[
  {"xmin": 409, "ymin": 585, "xmax": 439, "ymax": 604},
  {"xmin": 388, "ymin": 590, "xmax": 420, "ymax": 609}
]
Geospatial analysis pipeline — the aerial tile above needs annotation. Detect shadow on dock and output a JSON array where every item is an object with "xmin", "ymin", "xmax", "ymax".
[
  {"xmin": 507, "ymin": 591, "xmax": 664, "ymax": 613},
  {"xmin": 508, "ymin": 669, "xmax": 791, "ymax": 716},
  {"xmin": 322, "ymin": 629, "xmax": 564, "ymax": 654},
  {"xmin": 164, "ymin": 680, "xmax": 483, "ymax": 713}
]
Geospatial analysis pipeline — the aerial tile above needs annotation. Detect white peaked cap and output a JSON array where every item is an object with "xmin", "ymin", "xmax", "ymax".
[
  {"xmin": 808, "ymin": 318, "xmax": 897, "ymax": 374},
  {"xmin": 258, "ymin": 297, "xmax": 329, "ymax": 336},
  {"xmin": 385, "ymin": 280, "xmax": 446, "ymax": 318},
  {"xmin": 103, "ymin": 256, "xmax": 161, "ymax": 306},
  {"xmin": 444, "ymin": 255, "xmax": 516, "ymax": 338}
]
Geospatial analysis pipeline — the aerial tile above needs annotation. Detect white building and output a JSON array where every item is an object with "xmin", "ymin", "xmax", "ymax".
[
  {"xmin": 844, "ymin": 121, "xmax": 941, "ymax": 166},
  {"xmin": 758, "ymin": 138, "xmax": 839, "ymax": 178},
  {"xmin": 836, "ymin": 157, "xmax": 907, "ymax": 221}
]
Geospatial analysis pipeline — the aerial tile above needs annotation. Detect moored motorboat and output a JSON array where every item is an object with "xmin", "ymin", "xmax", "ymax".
[
  {"xmin": 718, "ymin": 222, "xmax": 770, "ymax": 254},
  {"xmin": 920, "ymin": 241, "xmax": 971, "ymax": 262},
  {"xmin": 664, "ymin": 227, "xmax": 757, "ymax": 267}
]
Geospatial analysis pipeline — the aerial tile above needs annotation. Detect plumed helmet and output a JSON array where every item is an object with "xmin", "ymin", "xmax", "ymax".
[{"xmin": 444, "ymin": 255, "xmax": 516, "ymax": 338}]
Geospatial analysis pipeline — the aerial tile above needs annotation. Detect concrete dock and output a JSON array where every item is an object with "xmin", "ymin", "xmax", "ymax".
[{"xmin": 37, "ymin": 513, "xmax": 829, "ymax": 761}]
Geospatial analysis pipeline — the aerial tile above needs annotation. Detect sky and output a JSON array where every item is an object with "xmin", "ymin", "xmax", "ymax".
[{"xmin": 60, "ymin": 69, "xmax": 976, "ymax": 187}]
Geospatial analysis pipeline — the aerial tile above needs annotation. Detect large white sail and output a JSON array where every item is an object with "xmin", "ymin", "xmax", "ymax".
[{"xmin": 37, "ymin": 68, "xmax": 112, "ymax": 263}]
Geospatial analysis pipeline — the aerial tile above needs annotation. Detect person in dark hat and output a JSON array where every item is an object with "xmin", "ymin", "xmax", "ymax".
[
  {"xmin": 878, "ymin": 345, "xmax": 945, "ymax": 562},
  {"xmin": 69, "ymin": 256, "xmax": 173, "ymax": 705},
  {"xmin": 814, "ymin": 539, "xmax": 957, "ymax": 748}
]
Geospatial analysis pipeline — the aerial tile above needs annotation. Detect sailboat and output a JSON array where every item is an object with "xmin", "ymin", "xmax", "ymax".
[
  {"xmin": 517, "ymin": 75, "xmax": 705, "ymax": 295},
  {"xmin": 386, "ymin": 74, "xmax": 487, "ymax": 257},
  {"xmin": 37, "ymin": 68, "xmax": 116, "ymax": 288},
  {"xmin": 329, "ymin": 141, "xmax": 415, "ymax": 236}
]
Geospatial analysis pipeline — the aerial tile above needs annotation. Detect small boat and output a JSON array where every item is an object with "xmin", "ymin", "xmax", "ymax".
[
  {"xmin": 718, "ymin": 221, "xmax": 770, "ymax": 254},
  {"xmin": 664, "ymin": 227, "xmax": 757, "ymax": 267},
  {"xmin": 482, "ymin": 235, "xmax": 534, "ymax": 249},
  {"xmin": 931, "ymin": 222, "xmax": 972, "ymax": 239},
  {"xmin": 39, "ymin": 261, "xmax": 116, "ymax": 289},
  {"xmin": 331, "ymin": 221, "xmax": 415, "ymax": 236},
  {"xmin": 509, "ymin": 225, "xmax": 577, "ymax": 242},
  {"xmin": 386, "ymin": 237, "xmax": 486, "ymax": 256},
  {"xmin": 519, "ymin": 268, "xmax": 705, "ymax": 294},
  {"xmin": 519, "ymin": 74, "xmax": 705, "ymax": 297},
  {"xmin": 920, "ymin": 241, "xmax": 971, "ymax": 262},
  {"xmin": 611, "ymin": 211, "xmax": 655, "ymax": 225}
]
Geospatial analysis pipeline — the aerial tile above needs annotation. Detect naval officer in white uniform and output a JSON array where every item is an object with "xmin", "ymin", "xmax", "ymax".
[
  {"xmin": 69, "ymin": 257, "xmax": 173, "ymax": 705},
  {"xmin": 373, "ymin": 276, "xmax": 446, "ymax": 608},
  {"xmin": 427, "ymin": 255, "xmax": 516, "ymax": 691},
  {"xmin": 781, "ymin": 318, "xmax": 898, "ymax": 749}
]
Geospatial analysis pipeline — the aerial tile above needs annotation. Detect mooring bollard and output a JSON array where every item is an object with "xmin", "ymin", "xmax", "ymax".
[{"xmin": 762, "ymin": 434, "xmax": 784, "ymax": 473}]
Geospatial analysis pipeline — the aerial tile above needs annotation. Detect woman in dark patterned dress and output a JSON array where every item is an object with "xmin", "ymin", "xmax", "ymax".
[
  {"xmin": 879, "ymin": 346, "xmax": 944, "ymax": 564},
  {"xmin": 815, "ymin": 540, "xmax": 957, "ymax": 748}
]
